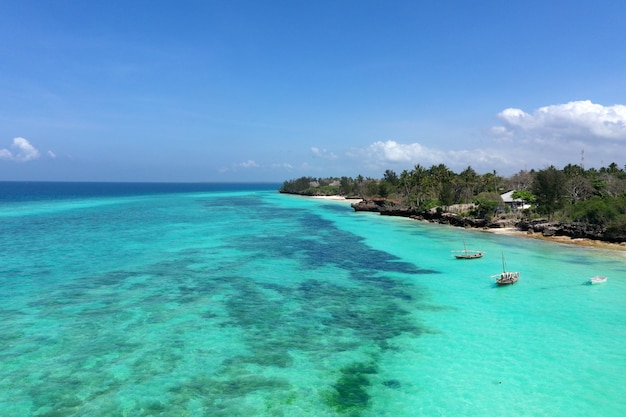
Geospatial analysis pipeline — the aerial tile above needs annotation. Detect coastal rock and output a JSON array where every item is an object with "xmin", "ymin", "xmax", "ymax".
[
  {"xmin": 515, "ymin": 220, "xmax": 624, "ymax": 243},
  {"xmin": 350, "ymin": 198, "xmax": 390, "ymax": 212},
  {"xmin": 353, "ymin": 199, "xmax": 624, "ymax": 244}
]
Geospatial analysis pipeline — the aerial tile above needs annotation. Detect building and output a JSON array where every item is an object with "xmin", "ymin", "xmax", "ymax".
[{"xmin": 500, "ymin": 190, "xmax": 531, "ymax": 210}]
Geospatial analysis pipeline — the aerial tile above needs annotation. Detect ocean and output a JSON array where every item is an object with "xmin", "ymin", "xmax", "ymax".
[{"xmin": 1, "ymin": 182, "xmax": 624, "ymax": 417}]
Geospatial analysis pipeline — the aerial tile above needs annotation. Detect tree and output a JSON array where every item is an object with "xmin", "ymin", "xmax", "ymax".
[
  {"xmin": 532, "ymin": 166, "xmax": 566, "ymax": 217},
  {"xmin": 427, "ymin": 163, "xmax": 454, "ymax": 205},
  {"xmin": 511, "ymin": 190, "xmax": 536, "ymax": 206},
  {"xmin": 565, "ymin": 176, "xmax": 594, "ymax": 204},
  {"xmin": 562, "ymin": 163, "xmax": 585, "ymax": 179},
  {"xmin": 439, "ymin": 181, "xmax": 455, "ymax": 208},
  {"xmin": 382, "ymin": 169, "xmax": 399, "ymax": 186},
  {"xmin": 355, "ymin": 174, "xmax": 365, "ymax": 198},
  {"xmin": 505, "ymin": 169, "xmax": 533, "ymax": 191},
  {"xmin": 473, "ymin": 192, "xmax": 502, "ymax": 219},
  {"xmin": 339, "ymin": 177, "xmax": 353, "ymax": 195},
  {"xmin": 409, "ymin": 164, "xmax": 428, "ymax": 207},
  {"xmin": 399, "ymin": 170, "xmax": 412, "ymax": 205},
  {"xmin": 457, "ymin": 166, "xmax": 478, "ymax": 204},
  {"xmin": 280, "ymin": 176, "xmax": 316, "ymax": 194}
]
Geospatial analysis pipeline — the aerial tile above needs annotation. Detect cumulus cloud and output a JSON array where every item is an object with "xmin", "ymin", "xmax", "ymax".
[
  {"xmin": 0, "ymin": 137, "xmax": 41, "ymax": 162},
  {"xmin": 348, "ymin": 101, "xmax": 626, "ymax": 174},
  {"xmin": 311, "ymin": 147, "xmax": 338, "ymax": 159},
  {"xmin": 362, "ymin": 140, "xmax": 443, "ymax": 163},
  {"xmin": 348, "ymin": 140, "xmax": 511, "ymax": 173},
  {"xmin": 303, "ymin": 100, "xmax": 626, "ymax": 177},
  {"xmin": 484, "ymin": 100, "xmax": 626, "ymax": 170},
  {"xmin": 494, "ymin": 100, "xmax": 626, "ymax": 142}
]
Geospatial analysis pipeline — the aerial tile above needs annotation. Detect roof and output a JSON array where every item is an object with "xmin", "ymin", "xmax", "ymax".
[{"xmin": 500, "ymin": 190, "xmax": 523, "ymax": 203}]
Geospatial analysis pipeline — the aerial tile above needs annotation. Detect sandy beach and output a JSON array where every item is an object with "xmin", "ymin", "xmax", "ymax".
[
  {"xmin": 310, "ymin": 195, "xmax": 361, "ymax": 203},
  {"xmin": 488, "ymin": 227, "xmax": 626, "ymax": 252}
]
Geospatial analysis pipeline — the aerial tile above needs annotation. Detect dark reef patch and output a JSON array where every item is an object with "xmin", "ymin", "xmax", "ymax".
[{"xmin": 327, "ymin": 362, "xmax": 378, "ymax": 414}]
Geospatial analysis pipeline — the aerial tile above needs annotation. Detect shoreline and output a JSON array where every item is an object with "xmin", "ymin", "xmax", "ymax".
[
  {"xmin": 310, "ymin": 195, "xmax": 626, "ymax": 252},
  {"xmin": 486, "ymin": 227, "xmax": 626, "ymax": 252},
  {"xmin": 309, "ymin": 195, "xmax": 360, "ymax": 202},
  {"xmin": 292, "ymin": 193, "xmax": 626, "ymax": 252}
]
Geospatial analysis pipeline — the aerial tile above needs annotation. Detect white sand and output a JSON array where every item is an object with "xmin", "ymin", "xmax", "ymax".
[
  {"xmin": 310, "ymin": 195, "xmax": 361, "ymax": 203},
  {"xmin": 485, "ymin": 226, "xmax": 626, "ymax": 252}
]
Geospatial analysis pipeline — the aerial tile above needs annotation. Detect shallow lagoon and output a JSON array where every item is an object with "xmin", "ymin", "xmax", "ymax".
[{"xmin": 1, "ymin": 184, "xmax": 624, "ymax": 416}]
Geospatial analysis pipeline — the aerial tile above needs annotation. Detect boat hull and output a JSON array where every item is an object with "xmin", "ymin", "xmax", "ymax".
[
  {"xmin": 588, "ymin": 276, "xmax": 607, "ymax": 285},
  {"xmin": 496, "ymin": 272, "xmax": 519, "ymax": 286},
  {"xmin": 454, "ymin": 253, "xmax": 483, "ymax": 259}
]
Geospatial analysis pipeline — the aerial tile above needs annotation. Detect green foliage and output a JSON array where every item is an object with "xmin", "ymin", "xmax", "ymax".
[
  {"xmin": 378, "ymin": 181, "xmax": 389, "ymax": 198},
  {"xmin": 280, "ymin": 177, "xmax": 340, "ymax": 196},
  {"xmin": 439, "ymin": 181, "xmax": 454, "ymax": 207},
  {"xmin": 364, "ymin": 180, "xmax": 380, "ymax": 198},
  {"xmin": 511, "ymin": 189, "xmax": 535, "ymax": 205},
  {"xmin": 568, "ymin": 195, "xmax": 626, "ymax": 231},
  {"xmin": 418, "ymin": 198, "xmax": 439, "ymax": 212},
  {"xmin": 607, "ymin": 214, "xmax": 626, "ymax": 236},
  {"xmin": 382, "ymin": 169, "xmax": 399, "ymax": 186},
  {"xmin": 339, "ymin": 177, "xmax": 353, "ymax": 195},
  {"xmin": 532, "ymin": 166, "xmax": 566, "ymax": 216},
  {"xmin": 473, "ymin": 192, "xmax": 502, "ymax": 219},
  {"xmin": 280, "ymin": 176, "xmax": 317, "ymax": 194},
  {"xmin": 280, "ymin": 163, "xmax": 626, "ymax": 234},
  {"xmin": 568, "ymin": 197, "xmax": 614, "ymax": 224}
]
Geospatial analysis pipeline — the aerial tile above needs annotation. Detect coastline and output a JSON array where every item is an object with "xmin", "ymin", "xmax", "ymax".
[
  {"xmin": 486, "ymin": 226, "xmax": 626, "ymax": 252},
  {"xmin": 305, "ymin": 195, "xmax": 626, "ymax": 252},
  {"xmin": 309, "ymin": 195, "xmax": 359, "ymax": 202}
]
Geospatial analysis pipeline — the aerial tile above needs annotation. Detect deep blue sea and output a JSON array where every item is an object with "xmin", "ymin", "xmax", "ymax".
[{"xmin": 1, "ymin": 182, "xmax": 624, "ymax": 417}]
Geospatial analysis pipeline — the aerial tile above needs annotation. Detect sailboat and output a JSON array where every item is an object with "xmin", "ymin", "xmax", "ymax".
[
  {"xmin": 492, "ymin": 252, "xmax": 519, "ymax": 286},
  {"xmin": 452, "ymin": 239, "xmax": 484, "ymax": 259}
]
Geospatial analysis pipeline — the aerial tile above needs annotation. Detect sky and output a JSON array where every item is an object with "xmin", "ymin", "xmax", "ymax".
[{"xmin": 1, "ymin": 0, "xmax": 626, "ymax": 182}]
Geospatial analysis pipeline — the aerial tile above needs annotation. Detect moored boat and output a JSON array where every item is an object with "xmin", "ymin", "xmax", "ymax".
[
  {"xmin": 495, "ymin": 271, "xmax": 519, "ymax": 286},
  {"xmin": 452, "ymin": 239, "xmax": 484, "ymax": 259},
  {"xmin": 491, "ymin": 253, "xmax": 519, "ymax": 286},
  {"xmin": 588, "ymin": 275, "xmax": 607, "ymax": 285}
]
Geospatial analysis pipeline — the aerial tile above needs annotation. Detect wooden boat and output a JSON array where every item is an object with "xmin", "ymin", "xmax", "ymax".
[
  {"xmin": 491, "ymin": 253, "xmax": 519, "ymax": 286},
  {"xmin": 495, "ymin": 271, "xmax": 519, "ymax": 286},
  {"xmin": 452, "ymin": 240, "xmax": 484, "ymax": 259},
  {"xmin": 588, "ymin": 275, "xmax": 607, "ymax": 285}
]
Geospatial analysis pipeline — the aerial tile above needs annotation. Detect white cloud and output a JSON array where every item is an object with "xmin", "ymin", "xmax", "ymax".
[
  {"xmin": 311, "ymin": 147, "xmax": 338, "ymax": 159},
  {"xmin": 347, "ymin": 100, "xmax": 626, "ymax": 175},
  {"xmin": 486, "ymin": 100, "xmax": 626, "ymax": 169},
  {"xmin": 239, "ymin": 160, "xmax": 260, "ymax": 168},
  {"xmin": 298, "ymin": 100, "xmax": 626, "ymax": 178},
  {"xmin": 0, "ymin": 137, "xmax": 41, "ymax": 162},
  {"xmin": 349, "ymin": 140, "xmax": 512, "ymax": 173},
  {"xmin": 47, "ymin": 150, "xmax": 57, "ymax": 158},
  {"xmin": 495, "ymin": 100, "xmax": 626, "ymax": 141},
  {"xmin": 363, "ymin": 140, "xmax": 443, "ymax": 163}
]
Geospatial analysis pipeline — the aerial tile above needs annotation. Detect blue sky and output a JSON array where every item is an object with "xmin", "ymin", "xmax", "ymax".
[{"xmin": 2, "ymin": 0, "xmax": 626, "ymax": 182}]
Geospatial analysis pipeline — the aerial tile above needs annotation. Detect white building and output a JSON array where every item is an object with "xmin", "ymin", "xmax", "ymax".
[{"xmin": 500, "ymin": 190, "xmax": 531, "ymax": 210}]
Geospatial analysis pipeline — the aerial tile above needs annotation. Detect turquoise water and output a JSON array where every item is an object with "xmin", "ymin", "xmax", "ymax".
[{"xmin": 1, "ymin": 184, "xmax": 624, "ymax": 416}]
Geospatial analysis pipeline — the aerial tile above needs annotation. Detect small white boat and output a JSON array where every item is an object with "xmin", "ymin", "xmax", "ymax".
[
  {"xmin": 588, "ymin": 276, "xmax": 607, "ymax": 285},
  {"xmin": 452, "ymin": 239, "xmax": 484, "ymax": 259}
]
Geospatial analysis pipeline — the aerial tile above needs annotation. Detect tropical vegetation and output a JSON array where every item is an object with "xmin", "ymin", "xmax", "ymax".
[{"xmin": 280, "ymin": 163, "xmax": 626, "ymax": 233}]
